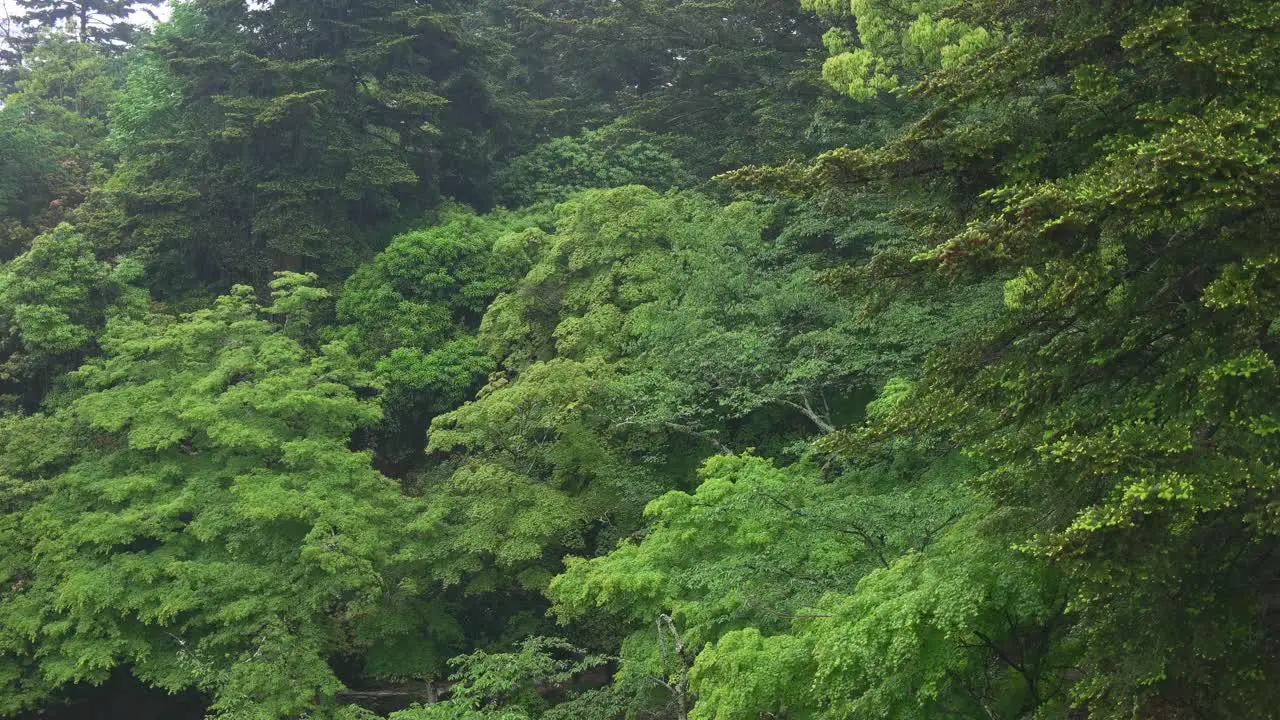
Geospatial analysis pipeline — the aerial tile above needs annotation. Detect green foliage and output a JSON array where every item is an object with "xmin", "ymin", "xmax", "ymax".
[
  {"xmin": 334, "ymin": 205, "xmax": 548, "ymax": 368},
  {"xmin": 487, "ymin": 0, "xmax": 860, "ymax": 171},
  {"xmin": 1, "ymin": 0, "xmax": 1275, "ymax": 717},
  {"xmin": 0, "ymin": 35, "xmax": 119, "ymax": 257},
  {"xmin": 392, "ymin": 637, "xmax": 606, "ymax": 720},
  {"xmin": 413, "ymin": 185, "xmax": 992, "ymax": 686},
  {"xmin": 0, "ymin": 121, "xmax": 59, "ymax": 258},
  {"xmin": 0, "ymin": 225, "xmax": 142, "ymax": 408},
  {"xmin": 426, "ymin": 356, "xmax": 652, "ymax": 589},
  {"xmin": 687, "ymin": 629, "xmax": 814, "ymax": 720},
  {"xmin": 797, "ymin": 514, "xmax": 1070, "ymax": 719},
  {"xmin": 550, "ymin": 445, "xmax": 992, "ymax": 718},
  {"xmin": 93, "ymin": 0, "xmax": 524, "ymax": 294},
  {"xmin": 552, "ymin": 450, "xmax": 977, "ymax": 630},
  {"xmin": 0, "ymin": 279, "xmax": 443, "ymax": 717},
  {"xmin": 12, "ymin": 0, "xmax": 160, "ymax": 49},
  {"xmin": 479, "ymin": 185, "xmax": 996, "ymax": 454},
  {"xmin": 0, "ymin": 228, "xmax": 114, "ymax": 356},
  {"xmin": 477, "ymin": 186, "xmax": 772, "ymax": 365},
  {"xmin": 331, "ymin": 204, "xmax": 549, "ymax": 469},
  {"xmin": 494, "ymin": 124, "xmax": 695, "ymax": 207},
  {"xmin": 803, "ymin": 0, "xmax": 1280, "ymax": 715},
  {"xmin": 804, "ymin": 0, "xmax": 998, "ymax": 100}
]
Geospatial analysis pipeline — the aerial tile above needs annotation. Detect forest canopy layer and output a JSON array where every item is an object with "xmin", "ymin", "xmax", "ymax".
[{"xmin": 1, "ymin": 0, "xmax": 1278, "ymax": 718}]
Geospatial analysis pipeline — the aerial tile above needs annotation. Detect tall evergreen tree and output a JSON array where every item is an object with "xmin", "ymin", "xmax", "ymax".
[
  {"xmin": 92, "ymin": 0, "xmax": 527, "ymax": 296},
  {"xmin": 485, "ymin": 0, "xmax": 863, "ymax": 172},
  {"xmin": 13, "ymin": 0, "xmax": 158, "ymax": 47}
]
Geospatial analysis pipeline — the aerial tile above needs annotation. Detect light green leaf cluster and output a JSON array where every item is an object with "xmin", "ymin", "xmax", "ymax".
[
  {"xmin": 688, "ymin": 629, "xmax": 815, "ymax": 720},
  {"xmin": 550, "ymin": 448, "xmax": 998, "ymax": 718},
  {"xmin": 478, "ymin": 186, "xmax": 752, "ymax": 365},
  {"xmin": 1, "ymin": 226, "xmax": 115, "ymax": 357},
  {"xmin": 797, "ymin": 514, "xmax": 1068, "ymax": 719},
  {"xmin": 0, "ymin": 225, "xmax": 144, "ymax": 408},
  {"xmin": 805, "ymin": 0, "xmax": 998, "ymax": 99},
  {"xmin": 388, "ymin": 637, "xmax": 609, "ymax": 720},
  {"xmin": 426, "ymin": 357, "xmax": 647, "ymax": 587},
  {"xmin": 0, "ymin": 278, "xmax": 443, "ymax": 716}
]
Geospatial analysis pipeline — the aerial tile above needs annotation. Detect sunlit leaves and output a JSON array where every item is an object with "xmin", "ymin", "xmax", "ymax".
[{"xmin": 0, "ymin": 277, "xmax": 438, "ymax": 716}]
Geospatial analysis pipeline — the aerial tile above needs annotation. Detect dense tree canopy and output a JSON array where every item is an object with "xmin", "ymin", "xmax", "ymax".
[
  {"xmin": 0, "ymin": 0, "xmax": 1277, "ymax": 718},
  {"xmin": 0, "ymin": 34, "xmax": 118, "ymax": 258},
  {"xmin": 89, "ymin": 0, "xmax": 526, "ymax": 297}
]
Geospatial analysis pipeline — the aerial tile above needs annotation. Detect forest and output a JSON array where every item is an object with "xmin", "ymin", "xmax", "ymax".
[{"xmin": 0, "ymin": 0, "xmax": 1277, "ymax": 718}]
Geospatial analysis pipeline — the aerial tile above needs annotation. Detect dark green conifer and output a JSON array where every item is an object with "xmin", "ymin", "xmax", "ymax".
[{"xmin": 14, "ymin": 0, "xmax": 159, "ymax": 48}]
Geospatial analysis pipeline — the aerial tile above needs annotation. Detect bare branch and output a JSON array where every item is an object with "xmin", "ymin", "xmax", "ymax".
[{"xmin": 782, "ymin": 397, "xmax": 836, "ymax": 434}]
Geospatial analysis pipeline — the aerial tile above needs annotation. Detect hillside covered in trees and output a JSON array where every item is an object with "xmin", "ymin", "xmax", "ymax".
[{"xmin": 1, "ymin": 0, "xmax": 1278, "ymax": 718}]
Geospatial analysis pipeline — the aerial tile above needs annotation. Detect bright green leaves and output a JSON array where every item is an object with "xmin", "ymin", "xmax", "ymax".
[
  {"xmin": 426, "ymin": 357, "xmax": 644, "ymax": 585},
  {"xmin": 335, "ymin": 205, "xmax": 548, "ymax": 368},
  {"xmin": 390, "ymin": 637, "xmax": 608, "ymax": 720},
  {"xmin": 578, "ymin": 493, "xmax": 1065, "ymax": 720},
  {"xmin": 799, "ymin": 514, "xmax": 1069, "ymax": 719},
  {"xmin": 688, "ymin": 629, "xmax": 815, "ymax": 720},
  {"xmin": 550, "ymin": 455, "xmax": 861, "ymax": 640},
  {"xmin": 820, "ymin": 28, "xmax": 900, "ymax": 101},
  {"xmin": 0, "ymin": 277, "xmax": 436, "ymax": 717},
  {"xmin": 264, "ymin": 271, "xmax": 331, "ymax": 340},
  {"xmin": 476, "ymin": 186, "xmax": 879, "ymax": 452},
  {"xmin": 1, "ymin": 227, "xmax": 116, "ymax": 357},
  {"xmin": 480, "ymin": 186, "xmax": 733, "ymax": 365},
  {"xmin": 805, "ymin": 0, "xmax": 998, "ymax": 99},
  {"xmin": 0, "ymin": 225, "xmax": 143, "ymax": 408},
  {"xmin": 549, "ymin": 448, "xmax": 993, "ymax": 718}
]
